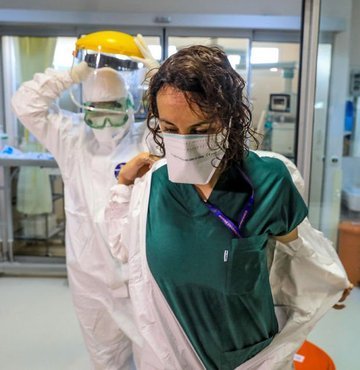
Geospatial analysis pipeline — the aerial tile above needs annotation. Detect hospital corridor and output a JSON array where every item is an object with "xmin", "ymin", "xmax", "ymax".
[{"xmin": 1, "ymin": 0, "xmax": 360, "ymax": 369}]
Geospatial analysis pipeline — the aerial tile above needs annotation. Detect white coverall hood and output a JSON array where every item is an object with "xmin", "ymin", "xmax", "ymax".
[
  {"xmin": 82, "ymin": 67, "xmax": 134, "ymax": 140},
  {"xmin": 83, "ymin": 67, "xmax": 128, "ymax": 103}
]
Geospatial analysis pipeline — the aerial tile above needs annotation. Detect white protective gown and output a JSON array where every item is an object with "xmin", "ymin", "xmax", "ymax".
[
  {"xmin": 12, "ymin": 68, "xmax": 147, "ymax": 370},
  {"xmin": 105, "ymin": 154, "xmax": 350, "ymax": 370}
]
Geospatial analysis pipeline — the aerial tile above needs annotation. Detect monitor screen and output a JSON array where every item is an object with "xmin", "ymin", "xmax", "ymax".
[{"xmin": 269, "ymin": 94, "xmax": 291, "ymax": 112}]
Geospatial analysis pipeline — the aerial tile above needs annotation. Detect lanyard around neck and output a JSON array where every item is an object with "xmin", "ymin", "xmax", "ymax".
[{"xmin": 202, "ymin": 166, "xmax": 254, "ymax": 238}]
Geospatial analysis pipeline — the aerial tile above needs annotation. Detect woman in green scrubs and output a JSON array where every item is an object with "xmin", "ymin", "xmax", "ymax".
[{"xmin": 112, "ymin": 45, "xmax": 351, "ymax": 370}]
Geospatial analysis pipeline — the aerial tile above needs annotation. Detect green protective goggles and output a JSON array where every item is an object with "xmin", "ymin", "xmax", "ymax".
[{"xmin": 83, "ymin": 98, "xmax": 134, "ymax": 129}]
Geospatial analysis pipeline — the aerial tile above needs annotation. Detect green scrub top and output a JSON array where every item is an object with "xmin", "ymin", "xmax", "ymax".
[{"xmin": 146, "ymin": 151, "xmax": 308, "ymax": 370}]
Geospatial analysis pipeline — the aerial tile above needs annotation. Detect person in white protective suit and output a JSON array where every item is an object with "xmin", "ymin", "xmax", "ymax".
[
  {"xmin": 104, "ymin": 45, "xmax": 352, "ymax": 370},
  {"xmin": 11, "ymin": 31, "xmax": 159, "ymax": 370}
]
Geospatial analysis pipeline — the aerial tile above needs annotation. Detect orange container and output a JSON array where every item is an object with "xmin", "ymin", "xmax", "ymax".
[
  {"xmin": 294, "ymin": 341, "xmax": 335, "ymax": 370},
  {"xmin": 338, "ymin": 221, "xmax": 360, "ymax": 286}
]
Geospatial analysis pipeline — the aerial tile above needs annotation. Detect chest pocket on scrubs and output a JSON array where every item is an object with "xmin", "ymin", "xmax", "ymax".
[
  {"xmin": 220, "ymin": 335, "xmax": 274, "ymax": 370},
  {"xmin": 225, "ymin": 234, "xmax": 268, "ymax": 295}
]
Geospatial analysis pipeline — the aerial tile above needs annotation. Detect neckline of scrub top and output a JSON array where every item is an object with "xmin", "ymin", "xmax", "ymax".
[
  {"xmin": 187, "ymin": 163, "xmax": 251, "ymax": 216},
  {"xmin": 157, "ymin": 162, "xmax": 251, "ymax": 220}
]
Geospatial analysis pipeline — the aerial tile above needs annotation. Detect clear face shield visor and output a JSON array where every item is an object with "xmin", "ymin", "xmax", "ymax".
[{"xmin": 70, "ymin": 49, "xmax": 146, "ymax": 128}]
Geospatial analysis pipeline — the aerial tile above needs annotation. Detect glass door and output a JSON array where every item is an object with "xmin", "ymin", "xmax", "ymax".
[
  {"xmin": 309, "ymin": 0, "xmax": 354, "ymax": 244},
  {"xmin": 250, "ymin": 41, "xmax": 301, "ymax": 160},
  {"xmin": 167, "ymin": 35, "xmax": 250, "ymax": 85}
]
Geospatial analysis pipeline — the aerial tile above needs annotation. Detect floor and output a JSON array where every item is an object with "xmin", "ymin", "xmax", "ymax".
[
  {"xmin": 0, "ymin": 277, "xmax": 90, "ymax": 370},
  {"xmin": 307, "ymin": 285, "xmax": 360, "ymax": 370},
  {"xmin": 0, "ymin": 276, "xmax": 359, "ymax": 370}
]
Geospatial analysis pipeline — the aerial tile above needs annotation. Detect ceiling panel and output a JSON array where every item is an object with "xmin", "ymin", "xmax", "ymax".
[{"xmin": 0, "ymin": 0, "xmax": 302, "ymax": 16}]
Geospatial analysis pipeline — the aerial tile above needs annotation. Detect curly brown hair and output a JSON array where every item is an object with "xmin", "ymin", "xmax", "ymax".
[{"xmin": 146, "ymin": 45, "xmax": 258, "ymax": 169}]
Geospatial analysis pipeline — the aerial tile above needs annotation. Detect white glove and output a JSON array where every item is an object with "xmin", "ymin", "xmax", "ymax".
[
  {"xmin": 70, "ymin": 61, "xmax": 93, "ymax": 83},
  {"xmin": 131, "ymin": 34, "xmax": 160, "ymax": 77}
]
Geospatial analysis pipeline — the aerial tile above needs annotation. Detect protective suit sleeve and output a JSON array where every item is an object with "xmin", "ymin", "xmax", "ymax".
[
  {"xmin": 11, "ymin": 68, "xmax": 76, "ymax": 169},
  {"xmin": 245, "ymin": 150, "xmax": 350, "ymax": 369},
  {"xmin": 240, "ymin": 218, "xmax": 350, "ymax": 370},
  {"xmin": 257, "ymin": 218, "xmax": 350, "ymax": 370},
  {"xmin": 105, "ymin": 183, "xmax": 134, "ymax": 263},
  {"xmin": 273, "ymin": 218, "xmax": 349, "ymax": 299}
]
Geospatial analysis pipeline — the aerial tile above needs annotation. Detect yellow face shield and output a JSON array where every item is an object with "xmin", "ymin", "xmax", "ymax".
[{"xmin": 70, "ymin": 30, "xmax": 147, "ymax": 115}]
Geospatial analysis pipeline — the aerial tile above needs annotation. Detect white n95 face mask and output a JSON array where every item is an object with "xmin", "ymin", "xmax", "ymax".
[{"xmin": 163, "ymin": 132, "xmax": 226, "ymax": 184}]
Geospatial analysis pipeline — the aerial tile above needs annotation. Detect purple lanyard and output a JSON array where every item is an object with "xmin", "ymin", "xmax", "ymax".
[{"xmin": 202, "ymin": 167, "xmax": 254, "ymax": 238}]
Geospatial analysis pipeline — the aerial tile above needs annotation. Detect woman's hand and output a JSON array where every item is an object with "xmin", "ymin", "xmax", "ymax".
[
  {"xmin": 118, "ymin": 152, "xmax": 159, "ymax": 185},
  {"xmin": 333, "ymin": 283, "xmax": 354, "ymax": 310}
]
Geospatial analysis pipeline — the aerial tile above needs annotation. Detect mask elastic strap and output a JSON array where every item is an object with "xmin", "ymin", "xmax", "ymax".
[{"xmin": 223, "ymin": 117, "xmax": 232, "ymax": 149}]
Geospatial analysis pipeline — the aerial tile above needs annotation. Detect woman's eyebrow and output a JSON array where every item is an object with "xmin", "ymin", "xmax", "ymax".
[{"xmin": 159, "ymin": 119, "xmax": 210, "ymax": 127}]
